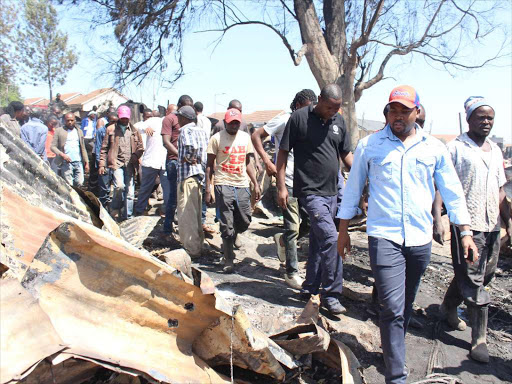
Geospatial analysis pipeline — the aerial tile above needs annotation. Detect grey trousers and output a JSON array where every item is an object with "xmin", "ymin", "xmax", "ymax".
[
  {"xmin": 282, "ymin": 187, "xmax": 300, "ymax": 276},
  {"xmin": 214, "ymin": 185, "xmax": 251, "ymax": 239},
  {"xmin": 369, "ymin": 236, "xmax": 431, "ymax": 384},
  {"xmin": 444, "ymin": 226, "xmax": 500, "ymax": 308}
]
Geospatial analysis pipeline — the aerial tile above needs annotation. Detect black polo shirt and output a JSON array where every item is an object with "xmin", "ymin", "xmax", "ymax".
[{"xmin": 280, "ymin": 104, "xmax": 350, "ymax": 198}]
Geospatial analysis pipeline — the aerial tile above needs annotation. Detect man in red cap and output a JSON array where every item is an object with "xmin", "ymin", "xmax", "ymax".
[
  {"xmin": 337, "ymin": 85, "xmax": 478, "ymax": 384},
  {"xmin": 99, "ymin": 105, "xmax": 144, "ymax": 221},
  {"xmin": 205, "ymin": 108, "xmax": 260, "ymax": 273}
]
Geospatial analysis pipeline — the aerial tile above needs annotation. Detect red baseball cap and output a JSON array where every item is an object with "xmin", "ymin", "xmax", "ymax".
[
  {"xmin": 387, "ymin": 85, "xmax": 420, "ymax": 109},
  {"xmin": 225, "ymin": 108, "xmax": 242, "ymax": 123}
]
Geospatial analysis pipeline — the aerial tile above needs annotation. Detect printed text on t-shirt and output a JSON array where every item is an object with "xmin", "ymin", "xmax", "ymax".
[{"xmin": 222, "ymin": 145, "xmax": 247, "ymax": 174}]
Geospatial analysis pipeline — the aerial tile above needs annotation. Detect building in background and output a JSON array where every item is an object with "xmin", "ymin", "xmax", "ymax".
[{"xmin": 24, "ymin": 88, "xmax": 129, "ymax": 118}]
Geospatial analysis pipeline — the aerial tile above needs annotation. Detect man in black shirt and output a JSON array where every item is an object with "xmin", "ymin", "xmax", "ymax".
[{"xmin": 277, "ymin": 84, "xmax": 353, "ymax": 315}]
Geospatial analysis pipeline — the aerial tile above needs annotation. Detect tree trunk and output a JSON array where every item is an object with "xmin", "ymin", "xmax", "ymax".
[
  {"xmin": 340, "ymin": 77, "xmax": 359, "ymax": 151},
  {"xmin": 48, "ymin": 66, "xmax": 53, "ymax": 102},
  {"xmin": 294, "ymin": 0, "xmax": 360, "ymax": 151},
  {"xmin": 294, "ymin": 0, "xmax": 339, "ymax": 88}
]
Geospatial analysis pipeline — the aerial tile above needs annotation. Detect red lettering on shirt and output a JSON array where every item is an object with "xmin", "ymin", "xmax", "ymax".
[{"xmin": 222, "ymin": 145, "xmax": 247, "ymax": 155}]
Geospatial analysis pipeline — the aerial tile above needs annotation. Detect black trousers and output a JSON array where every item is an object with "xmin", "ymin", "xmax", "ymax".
[
  {"xmin": 214, "ymin": 185, "xmax": 251, "ymax": 239},
  {"xmin": 444, "ymin": 226, "xmax": 500, "ymax": 308}
]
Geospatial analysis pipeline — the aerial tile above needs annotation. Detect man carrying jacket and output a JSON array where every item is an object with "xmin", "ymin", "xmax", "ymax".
[
  {"xmin": 51, "ymin": 112, "xmax": 89, "ymax": 187},
  {"xmin": 99, "ymin": 105, "xmax": 143, "ymax": 221}
]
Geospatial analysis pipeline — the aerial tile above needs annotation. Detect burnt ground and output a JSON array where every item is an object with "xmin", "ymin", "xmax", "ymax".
[{"xmin": 141, "ymin": 198, "xmax": 512, "ymax": 384}]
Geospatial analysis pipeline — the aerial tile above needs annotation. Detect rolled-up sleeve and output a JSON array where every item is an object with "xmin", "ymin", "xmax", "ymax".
[
  {"xmin": 434, "ymin": 146, "xmax": 471, "ymax": 225},
  {"xmin": 337, "ymin": 141, "xmax": 367, "ymax": 219}
]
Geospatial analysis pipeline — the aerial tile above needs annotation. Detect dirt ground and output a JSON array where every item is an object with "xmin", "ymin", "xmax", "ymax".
[{"xmin": 142, "ymin": 197, "xmax": 512, "ymax": 384}]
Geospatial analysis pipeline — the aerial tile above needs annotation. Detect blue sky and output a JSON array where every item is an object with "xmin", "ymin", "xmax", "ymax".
[{"xmin": 22, "ymin": 3, "xmax": 512, "ymax": 143}]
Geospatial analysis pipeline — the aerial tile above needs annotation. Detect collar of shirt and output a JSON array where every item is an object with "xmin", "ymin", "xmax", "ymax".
[
  {"xmin": 456, "ymin": 132, "xmax": 495, "ymax": 149},
  {"xmin": 308, "ymin": 104, "xmax": 335, "ymax": 125},
  {"xmin": 380, "ymin": 123, "xmax": 426, "ymax": 143},
  {"xmin": 338, "ymin": 123, "xmax": 469, "ymax": 246},
  {"xmin": 29, "ymin": 117, "xmax": 44, "ymax": 125}
]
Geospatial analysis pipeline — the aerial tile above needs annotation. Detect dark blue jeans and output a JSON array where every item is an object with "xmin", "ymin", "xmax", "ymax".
[
  {"xmin": 299, "ymin": 194, "xmax": 343, "ymax": 298},
  {"xmin": 369, "ymin": 236, "xmax": 431, "ymax": 384},
  {"xmin": 202, "ymin": 186, "xmax": 207, "ymax": 224},
  {"xmin": 98, "ymin": 167, "xmax": 112, "ymax": 208},
  {"xmin": 163, "ymin": 159, "xmax": 178, "ymax": 232}
]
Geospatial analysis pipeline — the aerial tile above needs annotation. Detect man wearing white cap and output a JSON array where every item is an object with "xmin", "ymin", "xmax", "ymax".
[
  {"xmin": 99, "ymin": 105, "xmax": 144, "ymax": 221},
  {"xmin": 439, "ymin": 97, "xmax": 512, "ymax": 363}
]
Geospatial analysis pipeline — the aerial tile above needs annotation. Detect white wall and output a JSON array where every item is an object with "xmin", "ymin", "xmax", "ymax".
[{"xmin": 82, "ymin": 91, "xmax": 129, "ymax": 112}]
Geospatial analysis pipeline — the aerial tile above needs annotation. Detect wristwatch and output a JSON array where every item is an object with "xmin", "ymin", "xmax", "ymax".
[{"xmin": 460, "ymin": 230, "xmax": 473, "ymax": 238}]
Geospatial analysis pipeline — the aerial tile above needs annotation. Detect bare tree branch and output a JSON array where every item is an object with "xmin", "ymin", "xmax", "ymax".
[
  {"xmin": 279, "ymin": 0, "xmax": 297, "ymax": 21},
  {"xmin": 198, "ymin": 21, "xmax": 305, "ymax": 65}
]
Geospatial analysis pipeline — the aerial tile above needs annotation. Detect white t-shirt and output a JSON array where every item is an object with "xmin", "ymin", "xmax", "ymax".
[
  {"xmin": 83, "ymin": 118, "xmax": 95, "ymax": 139},
  {"xmin": 139, "ymin": 117, "xmax": 166, "ymax": 170},
  {"xmin": 134, "ymin": 121, "xmax": 147, "ymax": 150},
  {"xmin": 264, "ymin": 112, "xmax": 293, "ymax": 188},
  {"xmin": 196, "ymin": 114, "xmax": 212, "ymax": 135},
  {"xmin": 64, "ymin": 128, "xmax": 81, "ymax": 162}
]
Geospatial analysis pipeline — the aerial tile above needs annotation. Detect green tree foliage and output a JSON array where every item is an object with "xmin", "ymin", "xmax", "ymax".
[
  {"xmin": 0, "ymin": 0, "xmax": 22, "ymax": 106},
  {"xmin": 18, "ymin": 0, "xmax": 78, "ymax": 101}
]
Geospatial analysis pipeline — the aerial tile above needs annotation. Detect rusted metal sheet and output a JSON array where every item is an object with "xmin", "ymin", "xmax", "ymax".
[
  {"xmin": 0, "ymin": 124, "xmax": 98, "ymax": 224},
  {"xmin": 193, "ymin": 305, "xmax": 298, "ymax": 381},
  {"xmin": 0, "ymin": 124, "xmax": 121, "ymax": 279},
  {"xmin": 271, "ymin": 323, "xmax": 330, "ymax": 356},
  {"xmin": 313, "ymin": 339, "xmax": 363, "ymax": 384},
  {"xmin": 19, "ymin": 221, "xmax": 230, "ymax": 383},
  {"xmin": 18, "ymin": 359, "xmax": 100, "ymax": 384},
  {"xmin": 272, "ymin": 295, "xmax": 364, "ymax": 384},
  {"xmin": 0, "ymin": 279, "xmax": 65, "ymax": 384}
]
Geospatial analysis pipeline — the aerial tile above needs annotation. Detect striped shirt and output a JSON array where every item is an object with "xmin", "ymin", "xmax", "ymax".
[{"xmin": 177, "ymin": 122, "xmax": 209, "ymax": 183}]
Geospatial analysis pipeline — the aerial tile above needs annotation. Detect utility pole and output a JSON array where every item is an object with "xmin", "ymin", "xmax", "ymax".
[
  {"xmin": 458, "ymin": 113, "xmax": 463, "ymax": 134},
  {"xmin": 214, "ymin": 92, "xmax": 226, "ymax": 113}
]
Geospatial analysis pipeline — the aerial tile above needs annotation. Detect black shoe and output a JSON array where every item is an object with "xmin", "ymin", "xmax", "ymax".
[
  {"xmin": 299, "ymin": 290, "xmax": 312, "ymax": 302},
  {"xmin": 322, "ymin": 297, "xmax": 347, "ymax": 315},
  {"xmin": 408, "ymin": 316, "xmax": 424, "ymax": 329}
]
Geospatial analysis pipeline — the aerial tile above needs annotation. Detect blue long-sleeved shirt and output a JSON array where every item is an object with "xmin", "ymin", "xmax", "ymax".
[
  {"xmin": 338, "ymin": 124, "xmax": 470, "ymax": 247},
  {"xmin": 95, "ymin": 123, "xmax": 107, "ymax": 163},
  {"xmin": 20, "ymin": 118, "xmax": 48, "ymax": 161}
]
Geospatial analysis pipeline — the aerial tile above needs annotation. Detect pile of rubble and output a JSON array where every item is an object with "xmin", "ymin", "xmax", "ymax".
[{"xmin": 0, "ymin": 117, "xmax": 363, "ymax": 383}]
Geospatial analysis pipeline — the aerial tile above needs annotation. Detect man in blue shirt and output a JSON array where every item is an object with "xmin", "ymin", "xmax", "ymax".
[
  {"xmin": 337, "ymin": 85, "xmax": 478, "ymax": 384},
  {"xmin": 20, "ymin": 108, "xmax": 48, "ymax": 161}
]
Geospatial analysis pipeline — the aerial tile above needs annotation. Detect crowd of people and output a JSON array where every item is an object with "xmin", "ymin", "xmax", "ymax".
[{"xmin": 1, "ymin": 84, "xmax": 511, "ymax": 384}]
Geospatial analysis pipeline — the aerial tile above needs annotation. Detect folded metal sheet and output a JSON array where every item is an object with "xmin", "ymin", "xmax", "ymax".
[
  {"xmin": 0, "ymin": 124, "xmax": 98, "ymax": 224},
  {"xmin": 118, "ymin": 216, "xmax": 161, "ymax": 249},
  {"xmin": 18, "ymin": 359, "xmax": 99, "ymax": 384},
  {"xmin": 0, "ymin": 279, "xmax": 65, "ymax": 384},
  {"xmin": 313, "ymin": 339, "xmax": 363, "ymax": 384},
  {"xmin": 193, "ymin": 306, "xmax": 297, "ymax": 381},
  {"xmin": 19, "ymin": 221, "xmax": 230, "ymax": 384},
  {"xmin": 273, "ymin": 296, "xmax": 363, "ymax": 384},
  {"xmin": 271, "ymin": 323, "xmax": 330, "ymax": 356},
  {"xmin": 0, "ymin": 125, "xmax": 121, "ymax": 279}
]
